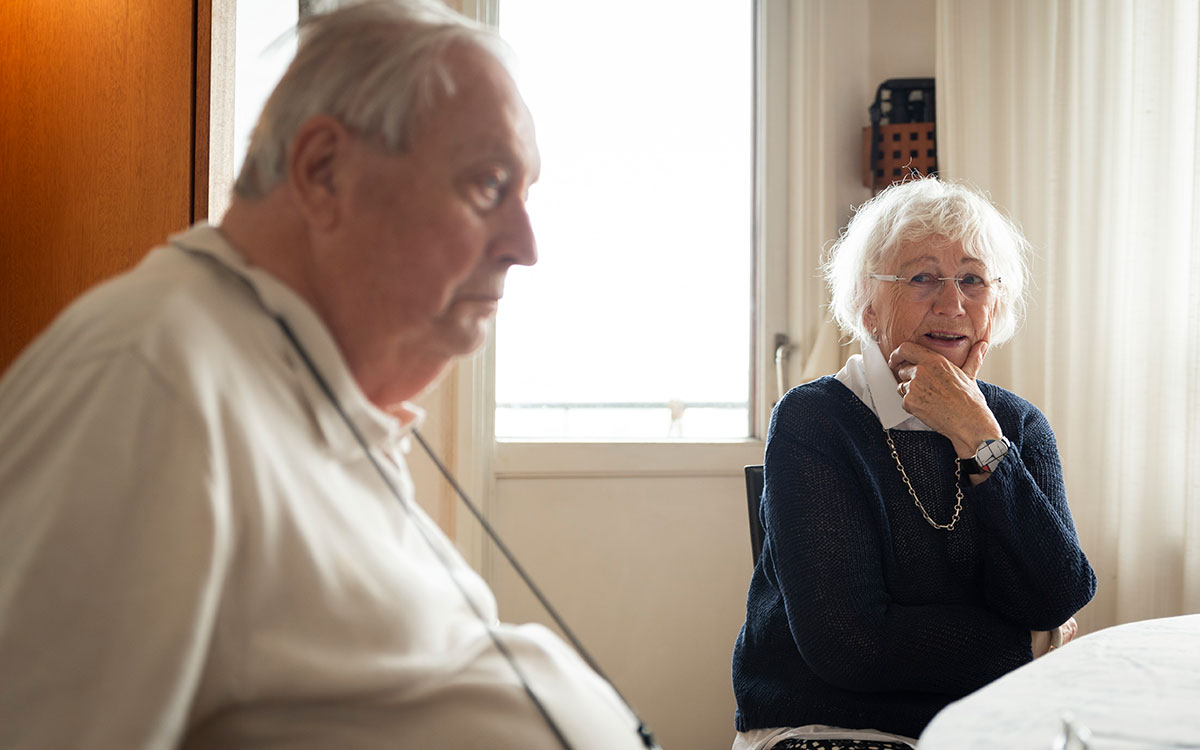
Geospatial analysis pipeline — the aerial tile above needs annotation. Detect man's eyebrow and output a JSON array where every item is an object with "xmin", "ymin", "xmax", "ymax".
[
  {"xmin": 468, "ymin": 130, "xmax": 538, "ymax": 166},
  {"xmin": 459, "ymin": 131, "xmax": 518, "ymax": 156},
  {"xmin": 460, "ymin": 147, "xmax": 530, "ymax": 176}
]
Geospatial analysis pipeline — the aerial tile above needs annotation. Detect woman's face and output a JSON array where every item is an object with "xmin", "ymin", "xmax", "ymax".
[{"xmin": 863, "ymin": 239, "xmax": 999, "ymax": 375}]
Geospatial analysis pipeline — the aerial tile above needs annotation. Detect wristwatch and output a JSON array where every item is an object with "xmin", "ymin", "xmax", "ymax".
[{"xmin": 962, "ymin": 436, "xmax": 1011, "ymax": 475}]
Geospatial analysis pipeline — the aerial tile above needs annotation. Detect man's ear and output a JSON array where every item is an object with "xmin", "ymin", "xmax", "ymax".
[{"xmin": 286, "ymin": 115, "xmax": 348, "ymax": 230}]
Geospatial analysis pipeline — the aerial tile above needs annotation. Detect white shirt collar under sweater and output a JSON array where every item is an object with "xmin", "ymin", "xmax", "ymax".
[
  {"xmin": 833, "ymin": 340, "xmax": 933, "ymax": 431},
  {"xmin": 169, "ymin": 223, "xmax": 423, "ymax": 458}
]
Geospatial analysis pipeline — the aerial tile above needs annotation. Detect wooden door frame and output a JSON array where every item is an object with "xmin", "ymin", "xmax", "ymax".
[{"xmin": 193, "ymin": 0, "xmax": 213, "ymax": 223}]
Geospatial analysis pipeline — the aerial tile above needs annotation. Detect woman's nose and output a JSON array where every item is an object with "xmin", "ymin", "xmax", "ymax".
[{"xmin": 931, "ymin": 278, "xmax": 967, "ymax": 312}]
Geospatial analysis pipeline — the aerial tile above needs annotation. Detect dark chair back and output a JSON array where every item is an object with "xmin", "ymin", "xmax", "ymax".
[{"xmin": 744, "ymin": 464, "xmax": 765, "ymax": 564}]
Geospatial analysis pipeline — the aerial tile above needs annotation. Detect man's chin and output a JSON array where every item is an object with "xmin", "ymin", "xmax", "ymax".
[{"xmin": 434, "ymin": 319, "xmax": 491, "ymax": 358}]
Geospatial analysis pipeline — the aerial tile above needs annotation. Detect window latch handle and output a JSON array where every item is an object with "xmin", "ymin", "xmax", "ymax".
[{"xmin": 774, "ymin": 333, "xmax": 796, "ymax": 404}]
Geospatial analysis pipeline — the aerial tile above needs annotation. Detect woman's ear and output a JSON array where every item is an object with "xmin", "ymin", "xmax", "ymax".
[
  {"xmin": 862, "ymin": 305, "xmax": 878, "ymax": 339},
  {"xmin": 286, "ymin": 115, "xmax": 347, "ymax": 231}
]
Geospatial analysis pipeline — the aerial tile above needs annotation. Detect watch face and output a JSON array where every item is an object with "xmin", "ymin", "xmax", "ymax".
[{"xmin": 976, "ymin": 438, "xmax": 1010, "ymax": 472}]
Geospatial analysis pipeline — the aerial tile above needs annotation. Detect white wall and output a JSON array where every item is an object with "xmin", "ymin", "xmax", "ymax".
[
  {"xmin": 490, "ymin": 469, "xmax": 755, "ymax": 750},
  {"xmin": 869, "ymin": 0, "xmax": 937, "ymax": 91}
]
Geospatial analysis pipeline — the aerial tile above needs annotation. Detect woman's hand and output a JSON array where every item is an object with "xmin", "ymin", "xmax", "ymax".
[
  {"xmin": 888, "ymin": 340, "xmax": 1003, "ymax": 460},
  {"xmin": 1034, "ymin": 617, "xmax": 1080, "ymax": 658},
  {"xmin": 1059, "ymin": 616, "xmax": 1079, "ymax": 645}
]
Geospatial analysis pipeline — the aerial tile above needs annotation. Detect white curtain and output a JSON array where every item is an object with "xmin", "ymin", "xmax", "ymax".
[
  {"xmin": 787, "ymin": 0, "xmax": 871, "ymax": 384},
  {"xmin": 937, "ymin": 0, "xmax": 1200, "ymax": 632}
]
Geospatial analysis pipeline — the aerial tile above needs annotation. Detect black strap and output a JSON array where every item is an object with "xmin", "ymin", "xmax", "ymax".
[{"xmin": 274, "ymin": 313, "xmax": 659, "ymax": 750}]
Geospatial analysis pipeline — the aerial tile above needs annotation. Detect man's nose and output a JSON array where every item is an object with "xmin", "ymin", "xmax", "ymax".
[{"xmin": 494, "ymin": 201, "xmax": 538, "ymax": 267}]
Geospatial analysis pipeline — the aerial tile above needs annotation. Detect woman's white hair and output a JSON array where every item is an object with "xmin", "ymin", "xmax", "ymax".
[
  {"xmin": 823, "ymin": 177, "xmax": 1031, "ymax": 348},
  {"xmin": 234, "ymin": 0, "xmax": 510, "ymax": 198}
]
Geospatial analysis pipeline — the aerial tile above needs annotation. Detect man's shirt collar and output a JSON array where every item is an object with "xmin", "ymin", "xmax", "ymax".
[{"xmin": 167, "ymin": 223, "xmax": 422, "ymax": 457}]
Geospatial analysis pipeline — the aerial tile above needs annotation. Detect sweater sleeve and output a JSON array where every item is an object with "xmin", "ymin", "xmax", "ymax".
[
  {"xmin": 964, "ymin": 392, "xmax": 1097, "ymax": 629},
  {"xmin": 761, "ymin": 390, "xmax": 1032, "ymax": 697}
]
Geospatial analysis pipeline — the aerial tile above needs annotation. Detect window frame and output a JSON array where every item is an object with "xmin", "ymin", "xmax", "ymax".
[{"xmin": 451, "ymin": 0, "xmax": 789, "ymax": 482}]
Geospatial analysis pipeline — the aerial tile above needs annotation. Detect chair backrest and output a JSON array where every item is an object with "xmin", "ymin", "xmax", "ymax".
[{"xmin": 744, "ymin": 464, "xmax": 765, "ymax": 564}]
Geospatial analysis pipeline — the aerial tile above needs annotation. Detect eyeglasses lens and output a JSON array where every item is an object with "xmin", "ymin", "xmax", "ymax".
[{"xmin": 908, "ymin": 276, "xmax": 992, "ymax": 301}]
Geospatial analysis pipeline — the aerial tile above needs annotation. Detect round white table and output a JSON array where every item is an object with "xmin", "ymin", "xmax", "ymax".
[{"xmin": 919, "ymin": 614, "xmax": 1200, "ymax": 749}]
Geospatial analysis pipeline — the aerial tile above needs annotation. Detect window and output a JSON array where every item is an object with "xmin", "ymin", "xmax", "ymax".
[
  {"xmin": 493, "ymin": 2, "xmax": 755, "ymax": 440},
  {"xmin": 233, "ymin": 2, "xmax": 297, "ymax": 177},
  {"xmin": 207, "ymin": 0, "xmax": 297, "ymax": 221}
]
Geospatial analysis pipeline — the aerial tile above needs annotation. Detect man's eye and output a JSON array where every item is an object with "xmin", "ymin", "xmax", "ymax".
[
  {"xmin": 909, "ymin": 273, "xmax": 938, "ymax": 285},
  {"xmin": 959, "ymin": 273, "xmax": 985, "ymax": 286},
  {"xmin": 471, "ymin": 172, "xmax": 508, "ymax": 209}
]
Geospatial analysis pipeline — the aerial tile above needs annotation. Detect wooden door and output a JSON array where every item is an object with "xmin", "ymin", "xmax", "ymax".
[{"xmin": 0, "ymin": 0, "xmax": 209, "ymax": 371}]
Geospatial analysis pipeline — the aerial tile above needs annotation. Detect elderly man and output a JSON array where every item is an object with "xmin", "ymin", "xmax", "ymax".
[{"xmin": 0, "ymin": 2, "xmax": 649, "ymax": 748}]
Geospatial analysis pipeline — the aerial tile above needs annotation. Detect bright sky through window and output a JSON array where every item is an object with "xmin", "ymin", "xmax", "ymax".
[{"xmin": 494, "ymin": 1, "xmax": 753, "ymax": 440}]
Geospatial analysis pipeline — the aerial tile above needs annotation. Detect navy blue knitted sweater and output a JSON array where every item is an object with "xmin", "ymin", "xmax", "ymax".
[{"xmin": 732, "ymin": 376, "xmax": 1096, "ymax": 739}]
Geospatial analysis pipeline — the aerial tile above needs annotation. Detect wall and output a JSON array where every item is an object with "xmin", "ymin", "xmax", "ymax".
[
  {"xmin": 490, "ymin": 466, "xmax": 756, "ymax": 750},
  {"xmin": 868, "ymin": 0, "xmax": 937, "ymax": 93}
]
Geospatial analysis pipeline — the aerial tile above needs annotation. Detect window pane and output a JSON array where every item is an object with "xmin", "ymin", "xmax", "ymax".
[
  {"xmin": 233, "ymin": 2, "xmax": 297, "ymax": 176},
  {"xmin": 495, "ymin": 1, "xmax": 753, "ymax": 440}
]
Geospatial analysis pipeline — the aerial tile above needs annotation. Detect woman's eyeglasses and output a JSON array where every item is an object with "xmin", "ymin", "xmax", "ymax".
[{"xmin": 870, "ymin": 272, "xmax": 1001, "ymax": 301}]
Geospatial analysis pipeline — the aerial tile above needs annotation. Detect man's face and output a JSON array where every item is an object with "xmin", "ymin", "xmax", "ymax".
[{"xmin": 316, "ymin": 45, "xmax": 540, "ymax": 392}]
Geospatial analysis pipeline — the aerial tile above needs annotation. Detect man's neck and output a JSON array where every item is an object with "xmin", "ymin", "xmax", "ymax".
[
  {"xmin": 220, "ymin": 194, "xmax": 450, "ymax": 408},
  {"xmin": 349, "ymin": 337, "xmax": 454, "ymax": 408}
]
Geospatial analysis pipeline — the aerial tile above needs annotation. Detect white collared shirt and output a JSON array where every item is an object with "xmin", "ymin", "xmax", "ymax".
[
  {"xmin": 0, "ymin": 224, "xmax": 644, "ymax": 749},
  {"xmin": 834, "ymin": 339, "xmax": 934, "ymax": 431}
]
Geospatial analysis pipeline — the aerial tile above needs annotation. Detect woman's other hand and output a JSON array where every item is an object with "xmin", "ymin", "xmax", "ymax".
[
  {"xmin": 1033, "ymin": 617, "xmax": 1079, "ymax": 658},
  {"xmin": 888, "ymin": 339, "xmax": 1002, "ymax": 460},
  {"xmin": 1059, "ymin": 616, "xmax": 1079, "ymax": 645}
]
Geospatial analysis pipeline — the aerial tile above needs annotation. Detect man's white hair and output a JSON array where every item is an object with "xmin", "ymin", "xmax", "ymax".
[
  {"xmin": 234, "ymin": 0, "xmax": 510, "ymax": 198},
  {"xmin": 823, "ymin": 177, "xmax": 1031, "ymax": 348}
]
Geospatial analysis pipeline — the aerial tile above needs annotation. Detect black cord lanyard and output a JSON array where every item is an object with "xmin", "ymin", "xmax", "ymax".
[{"xmin": 272, "ymin": 314, "xmax": 659, "ymax": 750}]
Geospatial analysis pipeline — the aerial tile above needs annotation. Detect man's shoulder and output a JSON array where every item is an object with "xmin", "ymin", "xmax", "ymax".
[{"xmin": 2, "ymin": 240, "xmax": 277, "ymax": 401}]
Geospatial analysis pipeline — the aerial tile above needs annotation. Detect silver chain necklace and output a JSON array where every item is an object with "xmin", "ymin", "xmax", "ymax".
[{"xmin": 884, "ymin": 428, "xmax": 964, "ymax": 531}]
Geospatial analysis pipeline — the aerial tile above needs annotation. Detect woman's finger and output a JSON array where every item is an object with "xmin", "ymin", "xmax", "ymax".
[{"xmin": 961, "ymin": 340, "xmax": 990, "ymax": 379}]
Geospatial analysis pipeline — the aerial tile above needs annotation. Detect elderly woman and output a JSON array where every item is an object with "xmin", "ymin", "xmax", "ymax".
[{"xmin": 731, "ymin": 178, "xmax": 1097, "ymax": 750}]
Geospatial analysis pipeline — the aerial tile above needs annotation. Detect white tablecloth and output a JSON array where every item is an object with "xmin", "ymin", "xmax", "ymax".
[{"xmin": 919, "ymin": 614, "xmax": 1200, "ymax": 749}]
